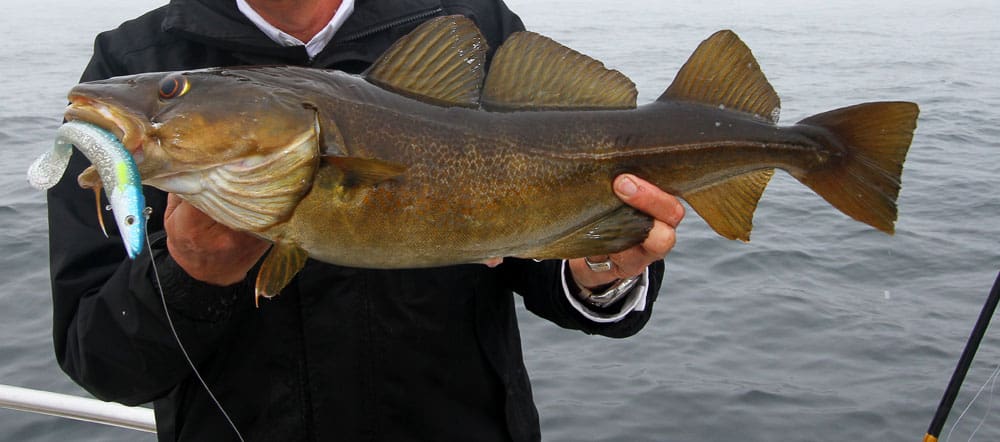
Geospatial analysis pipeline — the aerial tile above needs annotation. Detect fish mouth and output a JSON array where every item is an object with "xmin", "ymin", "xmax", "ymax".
[
  {"xmin": 64, "ymin": 95, "xmax": 148, "ymax": 156},
  {"xmin": 64, "ymin": 95, "xmax": 152, "ymax": 188}
]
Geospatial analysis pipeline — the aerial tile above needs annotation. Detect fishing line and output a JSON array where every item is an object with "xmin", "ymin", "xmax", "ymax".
[
  {"xmin": 926, "ymin": 270, "xmax": 1000, "ymax": 442},
  {"xmin": 943, "ymin": 362, "xmax": 1000, "ymax": 442},
  {"xmin": 966, "ymin": 363, "xmax": 1000, "ymax": 441},
  {"xmin": 144, "ymin": 209, "xmax": 246, "ymax": 442}
]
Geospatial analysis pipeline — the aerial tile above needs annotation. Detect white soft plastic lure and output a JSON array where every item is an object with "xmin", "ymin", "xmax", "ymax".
[{"xmin": 27, "ymin": 121, "xmax": 145, "ymax": 259}]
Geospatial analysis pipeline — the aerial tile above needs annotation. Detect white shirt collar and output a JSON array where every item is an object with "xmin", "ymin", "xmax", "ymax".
[{"xmin": 236, "ymin": 0, "xmax": 355, "ymax": 59}]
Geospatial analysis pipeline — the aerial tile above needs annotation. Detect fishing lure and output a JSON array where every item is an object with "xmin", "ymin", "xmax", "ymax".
[
  {"xmin": 27, "ymin": 121, "xmax": 146, "ymax": 259},
  {"xmin": 28, "ymin": 123, "xmax": 233, "ymax": 435}
]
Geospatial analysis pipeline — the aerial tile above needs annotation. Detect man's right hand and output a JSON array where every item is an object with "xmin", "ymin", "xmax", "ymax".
[{"xmin": 164, "ymin": 193, "xmax": 271, "ymax": 286}]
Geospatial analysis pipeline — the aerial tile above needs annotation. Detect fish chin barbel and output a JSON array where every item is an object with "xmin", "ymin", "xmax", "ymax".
[{"xmin": 27, "ymin": 121, "xmax": 146, "ymax": 259}]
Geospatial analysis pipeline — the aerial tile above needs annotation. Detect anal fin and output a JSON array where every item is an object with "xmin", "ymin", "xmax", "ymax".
[
  {"xmin": 255, "ymin": 242, "xmax": 308, "ymax": 306},
  {"xmin": 523, "ymin": 205, "xmax": 653, "ymax": 259},
  {"xmin": 683, "ymin": 168, "xmax": 774, "ymax": 241}
]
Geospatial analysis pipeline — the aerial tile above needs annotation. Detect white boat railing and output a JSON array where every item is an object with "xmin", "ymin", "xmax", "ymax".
[{"xmin": 0, "ymin": 384, "xmax": 155, "ymax": 433}]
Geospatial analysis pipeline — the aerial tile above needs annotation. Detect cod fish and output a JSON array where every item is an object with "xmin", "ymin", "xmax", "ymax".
[{"xmin": 58, "ymin": 16, "xmax": 918, "ymax": 299}]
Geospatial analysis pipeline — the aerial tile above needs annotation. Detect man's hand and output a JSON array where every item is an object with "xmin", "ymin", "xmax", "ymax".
[
  {"xmin": 164, "ymin": 194, "xmax": 271, "ymax": 286},
  {"xmin": 569, "ymin": 174, "xmax": 685, "ymax": 290}
]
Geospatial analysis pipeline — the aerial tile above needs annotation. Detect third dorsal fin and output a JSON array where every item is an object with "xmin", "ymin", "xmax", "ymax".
[
  {"xmin": 660, "ymin": 30, "xmax": 781, "ymax": 123},
  {"xmin": 482, "ymin": 31, "xmax": 637, "ymax": 111},
  {"xmin": 364, "ymin": 15, "xmax": 487, "ymax": 108}
]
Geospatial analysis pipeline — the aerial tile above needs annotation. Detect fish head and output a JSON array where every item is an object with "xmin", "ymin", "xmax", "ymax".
[
  {"xmin": 66, "ymin": 67, "xmax": 324, "ymax": 232},
  {"xmin": 66, "ymin": 67, "xmax": 320, "ymax": 180}
]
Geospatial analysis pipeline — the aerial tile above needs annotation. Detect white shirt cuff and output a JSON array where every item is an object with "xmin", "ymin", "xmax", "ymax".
[{"xmin": 560, "ymin": 260, "xmax": 649, "ymax": 323}]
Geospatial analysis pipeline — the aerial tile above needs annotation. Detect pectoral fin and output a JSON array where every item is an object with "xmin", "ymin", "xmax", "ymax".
[
  {"xmin": 522, "ymin": 205, "xmax": 654, "ymax": 259},
  {"xmin": 322, "ymin": 156, "xmax": 407, "ymax": 188},
  {"xmin": 255, "ymin": 242, "xmax": 308, "ymax": 306}
]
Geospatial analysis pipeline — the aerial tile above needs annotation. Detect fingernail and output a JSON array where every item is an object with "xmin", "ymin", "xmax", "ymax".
[{"xmin": 616, "ymin": 175, "xmax": 638, "ymax": 197}]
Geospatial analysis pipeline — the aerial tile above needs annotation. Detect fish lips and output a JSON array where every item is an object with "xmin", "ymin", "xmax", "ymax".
[
  {"xmin": 64, "ymin": 96, "xmax": 147, "ymax": 153},
  {"xmin": 64, "ymin": 96, "xmax": 155, "ymax": 186}
]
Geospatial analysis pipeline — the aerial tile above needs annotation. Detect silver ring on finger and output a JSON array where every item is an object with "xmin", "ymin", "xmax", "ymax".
[{"xmin": 584, "ymin": 256, "xmax": 614, "ymax": 272}]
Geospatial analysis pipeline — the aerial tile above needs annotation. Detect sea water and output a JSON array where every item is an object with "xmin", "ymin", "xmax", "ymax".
[{"xmin": 0, "ymin": 0, "xmax": 997, "ymax": 440}]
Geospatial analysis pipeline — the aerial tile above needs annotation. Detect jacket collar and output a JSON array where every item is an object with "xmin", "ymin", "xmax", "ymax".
[
  {"xmin": 335, "ymin": 0, "xmax": 444, "ymax": 43},
  {"xmin": 160, "ymin": 0, "xmax": 444, "ymax": 65}
]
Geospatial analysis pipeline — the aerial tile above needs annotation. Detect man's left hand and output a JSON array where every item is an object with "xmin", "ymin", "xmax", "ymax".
[{"xmin": 568, "ymin": 174, "xmax": 685, "ymax": 290}]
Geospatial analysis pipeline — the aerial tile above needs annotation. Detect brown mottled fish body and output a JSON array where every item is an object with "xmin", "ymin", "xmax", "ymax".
[
  {"xmin": 286, "ymin": 78, "xmax": 812, "ymax": 268},
  {"xmin": 61, "ymin": 16, "xmax": 918, "ymax": 297}
]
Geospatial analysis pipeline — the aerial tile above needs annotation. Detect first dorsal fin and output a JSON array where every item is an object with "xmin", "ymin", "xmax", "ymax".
[
  {"xmin": 364, "ymin": 15, "xmax": 488, "ymax": 108},
  {"xmin": 660, "ymin": 30, "xmax": 781, "ymax": 123},
  {"xmin": 482, "ymin": 31, "xmax": 637, "ymax": 111}
]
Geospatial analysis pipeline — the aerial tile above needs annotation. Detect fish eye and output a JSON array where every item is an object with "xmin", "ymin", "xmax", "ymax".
[
  {"xmin": 124, "ymin": 215, "xmax": 136, "ymax": 226},
  {"xmin": 158, "ymin": 74, "xmax": 190, "ymax": 99}
]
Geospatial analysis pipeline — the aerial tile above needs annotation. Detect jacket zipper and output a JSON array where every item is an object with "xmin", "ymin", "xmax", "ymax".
[{"xmin": 336, "ymin": 7, "xmax": 444, "ymax": 43}]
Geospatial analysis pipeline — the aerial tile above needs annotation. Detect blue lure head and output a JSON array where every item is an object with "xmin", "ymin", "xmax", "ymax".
[
  {"xmin": 108, "ymin": 179, "xmax": 146, "ymax": 259},
  {"xmin": 105, "ymin": 151, "xmax": 146, "ymax": 259}
]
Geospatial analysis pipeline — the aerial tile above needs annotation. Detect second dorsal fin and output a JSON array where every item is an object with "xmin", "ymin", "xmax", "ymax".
[
  {"xmin": 482, "ymin": 31, "xmax": 637, "ymax": 111},
  {"xmin": 364, "ymin": 15, "xmax": 488, "ymax": 108},
  {"xmin": 660, "ymin": 30, "xmax": 781, "ymax": 123}
]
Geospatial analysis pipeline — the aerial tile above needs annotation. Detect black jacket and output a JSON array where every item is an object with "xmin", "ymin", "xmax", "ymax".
[{"xmin": 48, "ymin": 1, "xmax": 665, "ymax": 440}]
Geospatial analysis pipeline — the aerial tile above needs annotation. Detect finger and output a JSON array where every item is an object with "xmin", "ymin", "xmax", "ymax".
[
  {"xmin": 568, "ymin": 257, "xmax": 620, "ymax": 289},
  {"xmin": 605, "ymin": 250, "xmax": 654, "ymax": 279},
  {"xmin": 164, "ymin": 193, "xmax": 180, "ymax": 219},
  {"xmin": 613, "ymin": 174, "xmax": 685, "ymax": 228},
  {"xmin": 639, "ymin": 219, "xmax": 677, "ymax": 259},
  {"xmin": 605, "ymin": 221, "xmax": 677, "ymax": 276},
  {"xmin": 165, "ymin": 194, "xmax": 218, "ymax": 232}
]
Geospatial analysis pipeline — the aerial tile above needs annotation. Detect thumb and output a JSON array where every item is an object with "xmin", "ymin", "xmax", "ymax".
[
  {"xmin": 613, "ymin": 174, "xmax": 684, "ymax": 228},
  {"xmin": 164, "ymin": 193, "xmax": 181, "ymax": 219}
]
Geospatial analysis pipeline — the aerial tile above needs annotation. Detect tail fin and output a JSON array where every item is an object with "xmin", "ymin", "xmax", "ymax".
[
  {"xmin": 792, "ymin": 102, "xmax": 919, "ymax": 234},
  {"xmin": 660, "ymin": 31, "xmax": 917, "ymax": 238}
]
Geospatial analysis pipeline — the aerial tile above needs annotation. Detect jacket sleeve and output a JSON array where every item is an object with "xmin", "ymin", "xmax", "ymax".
[
  {"xmin": 50, "ymin": 31, "xmax": 250, "ymax": 406},
  {"xmin": 500, "ymin": 259, "xmax": 665, "ymax": 338}
]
